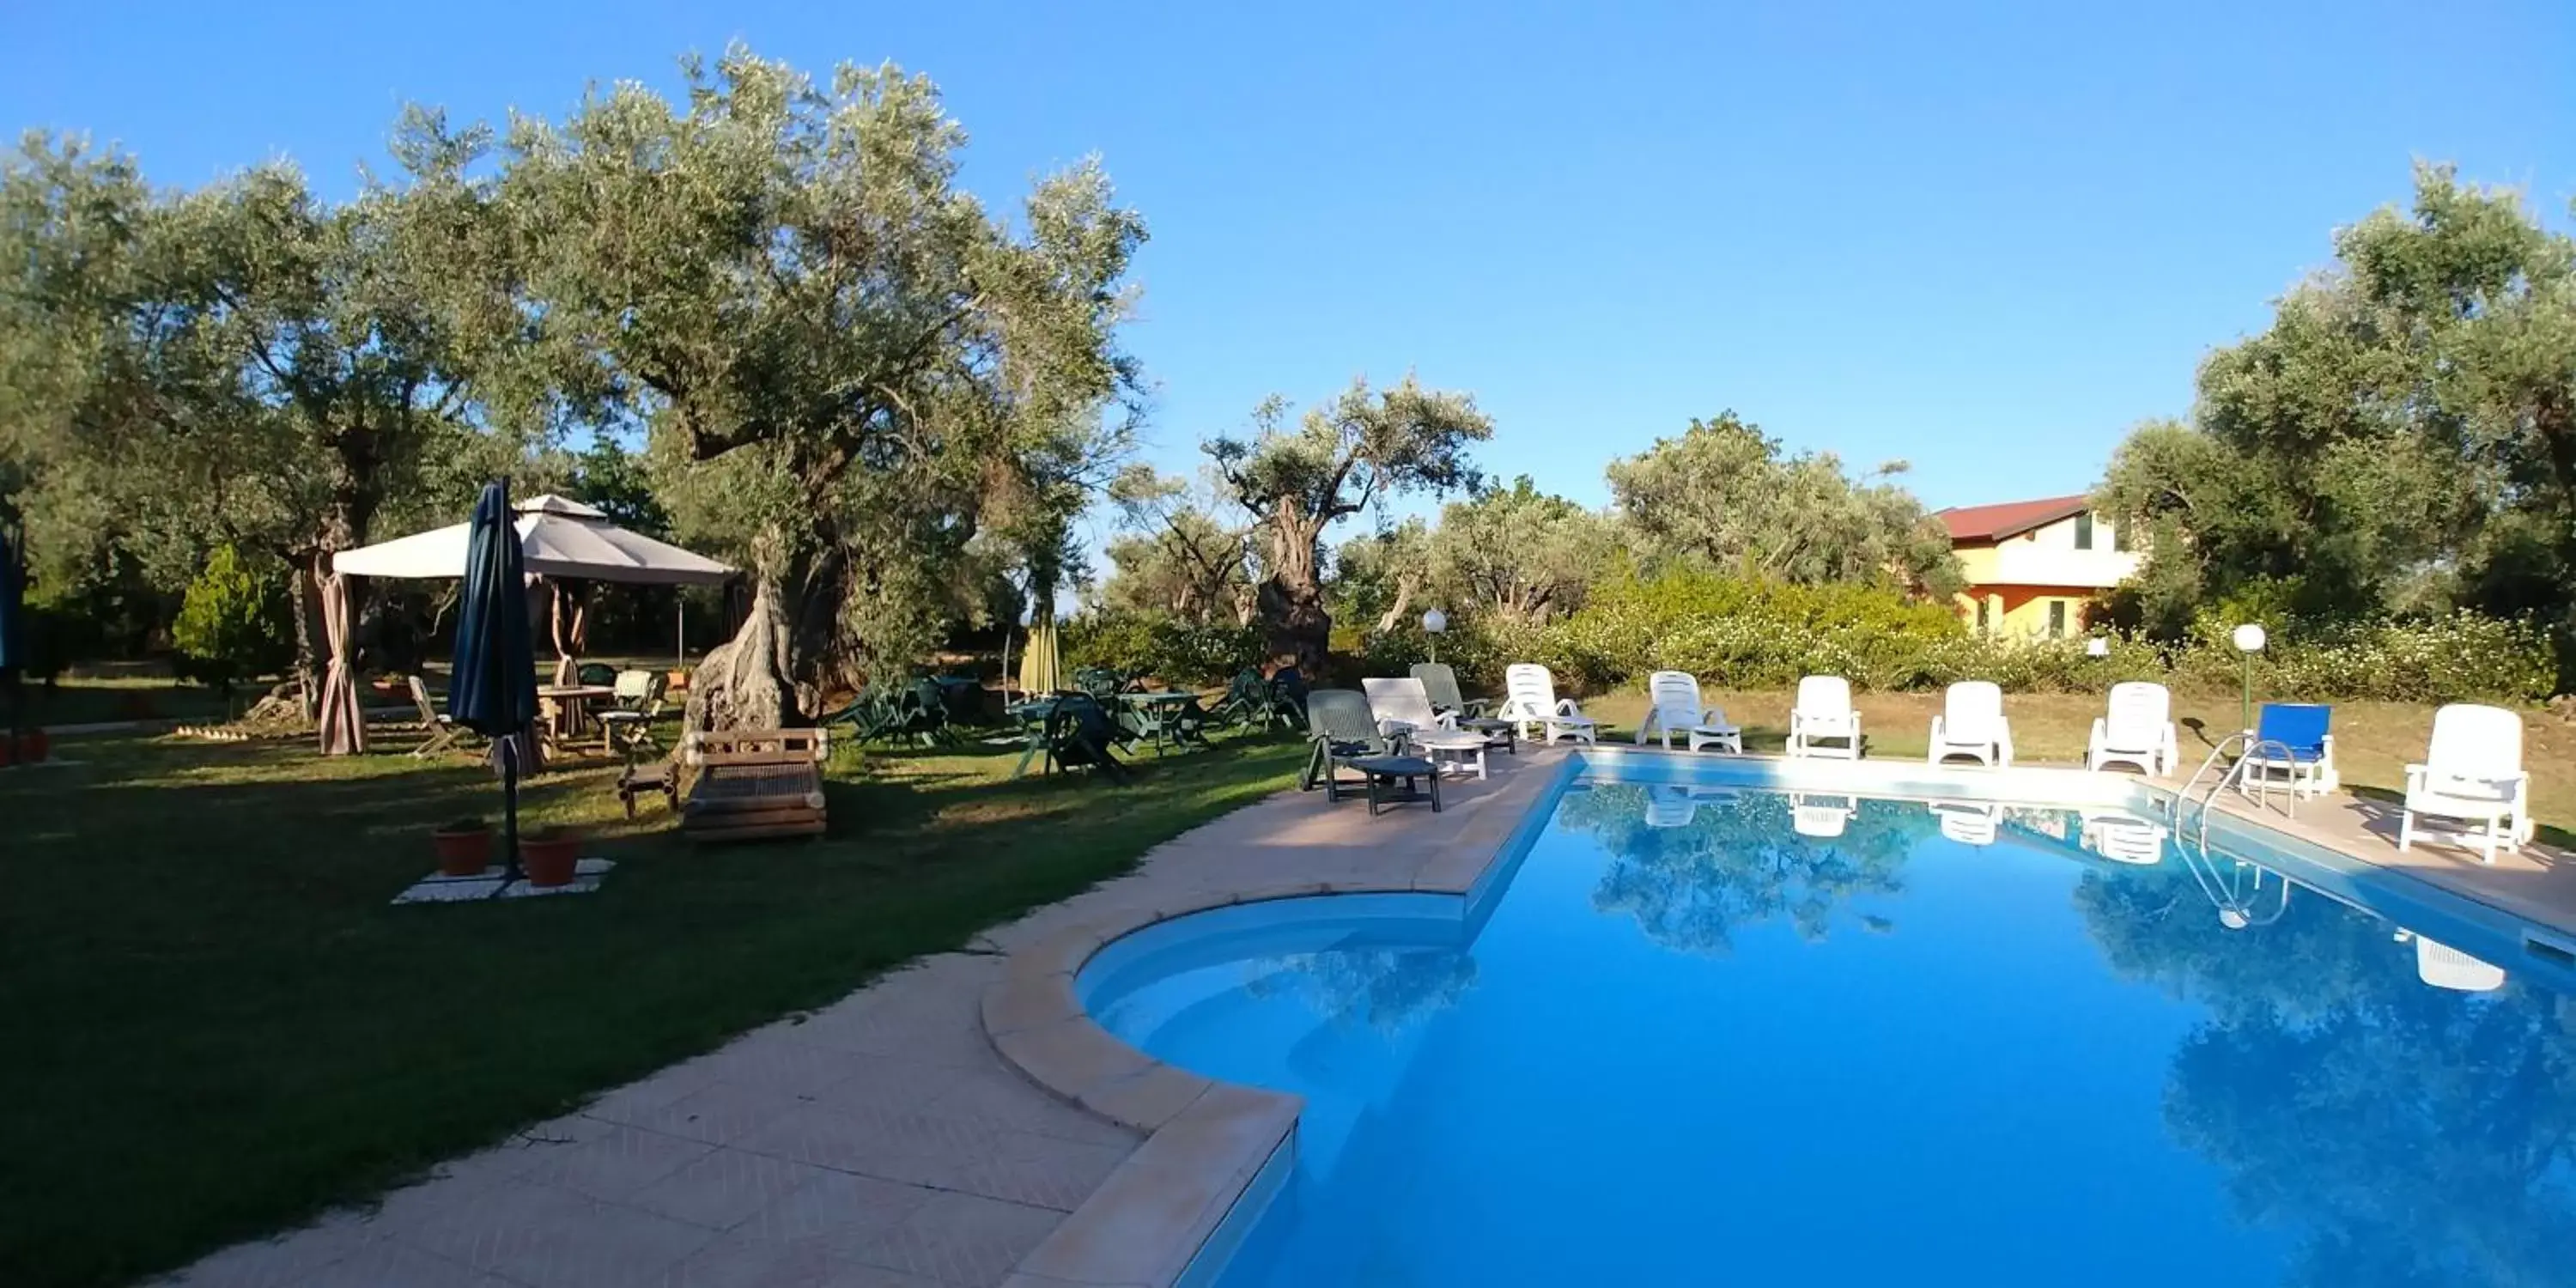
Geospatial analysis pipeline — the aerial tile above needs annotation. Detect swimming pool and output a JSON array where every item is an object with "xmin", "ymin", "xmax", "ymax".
[{"xmin": 1080, "ymin": 757, "xmax": 2576, "ymax": 1287}]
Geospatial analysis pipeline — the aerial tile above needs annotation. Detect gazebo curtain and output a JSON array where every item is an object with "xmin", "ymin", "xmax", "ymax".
[{"xmin": 315, "ymin": 573, "xmax": 368, "ymax": 756}]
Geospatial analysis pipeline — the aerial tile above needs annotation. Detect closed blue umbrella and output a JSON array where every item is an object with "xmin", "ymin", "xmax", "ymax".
[
  {"xmin": 449, "ymin": 481, "xmax": 539, "ymax": 877},
  {"xmin": 1, "ymin": 517, "xmax": 23, "ymax": 747},
  {"xmin": 0, "ymin": 518, "xmax": 22, "ymax": 673}
]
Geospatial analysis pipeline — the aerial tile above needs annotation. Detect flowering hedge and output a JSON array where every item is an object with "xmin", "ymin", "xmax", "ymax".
[{"xmin": 1432, "ymin": 572, "xmax": 2556, "ymax": 704}]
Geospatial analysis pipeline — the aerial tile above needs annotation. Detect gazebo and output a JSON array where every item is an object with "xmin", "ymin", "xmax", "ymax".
[{"xmin": 322, "ymin": 495, "xmax": 735, "ymax": 755}]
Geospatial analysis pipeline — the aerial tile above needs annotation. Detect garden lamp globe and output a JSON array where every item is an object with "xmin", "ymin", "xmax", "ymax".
[
  {"xmin": 2232, "ymin": 623, "xmax": 2267, "ymax": 736},
  {"xmin": 1421, "ymin": 608, "xmax": 1448, "ymax": 663}
]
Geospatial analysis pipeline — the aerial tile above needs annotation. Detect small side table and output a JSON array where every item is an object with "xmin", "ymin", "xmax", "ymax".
[
  {"xmin": 1413, "ymin": 730, "xmax": 1492, "ymax": 781},
  {"xmin": 1457, "ymin": 717, "xmax": 1518, "ymax": 756}
]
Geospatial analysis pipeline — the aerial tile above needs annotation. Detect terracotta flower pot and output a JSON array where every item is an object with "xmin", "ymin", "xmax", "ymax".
[
  {"xmin": 430, "ymin": 822, "xmax": 493, "ymax": 878},
  {"xmin": 21, "ymin": 731, "xmax": 50, "ymax": 764},
  {"xmin": 519, "ymin": 829, "xmax": 583, "ymax": 888},
  {"xmin": 666, "ymin": 670, "xmax": 690, "ymax": 690}
]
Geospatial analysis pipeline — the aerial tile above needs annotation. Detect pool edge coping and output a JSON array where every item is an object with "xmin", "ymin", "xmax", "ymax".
[{"xmin": 987, "ymin": 750, "xmax": 1577, "ymax": 1288}]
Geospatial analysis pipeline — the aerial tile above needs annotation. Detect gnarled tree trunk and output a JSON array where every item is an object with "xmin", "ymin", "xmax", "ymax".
[{"xmin": 685, "ymin": 576, "xmax": 799, "ymax": 732}]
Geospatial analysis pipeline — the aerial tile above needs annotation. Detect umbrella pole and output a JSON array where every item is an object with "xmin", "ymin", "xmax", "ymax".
[{"xmin": 500, "ymin": 735, "xmax": 522, "ymax": 886}]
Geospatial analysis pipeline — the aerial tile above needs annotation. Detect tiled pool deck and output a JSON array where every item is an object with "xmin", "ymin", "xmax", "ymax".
[{"xmin": 165, "ymin": 745, "xmax": 2571, "ymax": 1288}]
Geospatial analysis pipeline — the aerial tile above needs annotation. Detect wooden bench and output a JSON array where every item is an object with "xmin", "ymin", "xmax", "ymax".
[{"xmin": 681, "ymin": 728, "xmax": 829, "ymax": 842}]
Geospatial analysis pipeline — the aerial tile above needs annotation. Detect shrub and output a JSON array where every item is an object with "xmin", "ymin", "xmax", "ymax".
[
  {"xmin": 1408, "ymin": 569, "xmax": 2559, "ymax": 704},
  {"xmin": 172, "ymin": 545, "xmax": 293, "ymax": 692},
  {"xmin": 1060, "ymin": 610, "xmax": 1267, "ymax": 688}
]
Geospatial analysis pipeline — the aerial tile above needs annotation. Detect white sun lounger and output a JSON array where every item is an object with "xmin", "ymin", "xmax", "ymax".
[
  {"xmin": 1637, "ymin": 671, "xmax": 1742, "ymax": 753},
  {"xmin": 2399, "ymin": 703, "xmax": 2535, "ymax": 863},
  {"xmin": 2088, "ymin": 681, "xmax": 2179, "ymax": 775},
  {"xmin": 1787, "ymin": 675, "xmax": 1860, "ymax": 760},
  {"xmin": 1927, "ymin": 681, "xmax": 2013, "ymax": 769},
  {"xmin": 1500, "ymin": 664, "xmax": 1597, "ymax": 745}
]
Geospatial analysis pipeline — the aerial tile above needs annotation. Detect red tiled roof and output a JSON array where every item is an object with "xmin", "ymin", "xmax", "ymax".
[{"xmin": 1936, "ymin": 495, "xmax": 2091, "ymax": 544}]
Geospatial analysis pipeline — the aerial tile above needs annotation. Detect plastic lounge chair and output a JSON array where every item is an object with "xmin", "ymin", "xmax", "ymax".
[
  {"xmin": 2245, "ymin": 703, "xmax": 2337, "ymax": 798},
  {"xmin": 596, "ymin": 669, "xmax": 667, "ymax": 762},
  {"xmin": 1637, "ymin": 671, "xmax": 1742, "ymax": 753},
  {"xmin": 406, "ymin": 675, "xmax": 477, "ymax": 758},
  {"xmin": 2399, "ymin": 703, "xmax": 2534, "ymax": 862},
  {"xmin": 1268, "ymin": 666, "xmax": 1311, "ymax": 731},
  {"xmin": 1410, "ymin": 663, "xmax": 1491, "ymax": 720},
  {"xmin": 1499, "ymin": 664, "xmax": 1597, "ymax": 745},
  {"xmin": 1787, "ymin": 676, "xmax": 1862, "ymax": 760},
  {"xmin": 1303, "ymin": 688, "xmax": 1439, "ymax": 813},
  {"xmin": 902, "ymin": 677, "xmax": 957, "ymax": 746},
  {"xmin": 1211, "ymin": 667, "xmax": 1277, "ymax": 731},
  {"xmin": 1042, "ymin": 693, "xmax": 1134, "ymax": 783},
  {"xmin": 1362, "ymin": 677, "xmax": 1456, "ymax": 739},
  {"xmin": 576, "ymin": 661, "xmax": 618, "ymax": 688},
  {"xmin": 2088, "ymin": 682, "xmax": 2178, "ymax": 775},
  {"xmin": 1927, "ymin": 681, "xmax": 2013, "ymax": 769}
]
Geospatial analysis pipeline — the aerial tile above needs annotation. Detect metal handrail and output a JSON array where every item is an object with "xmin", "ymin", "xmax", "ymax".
[{"xmin": 2172, "ymin": 731, "xmax": 2301, "ymax": 849}]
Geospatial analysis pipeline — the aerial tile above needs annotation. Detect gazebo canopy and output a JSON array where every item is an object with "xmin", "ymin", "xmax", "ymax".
[{"xmin": 331, "ymin": 495, "xmax": 733, "ymax": 586}]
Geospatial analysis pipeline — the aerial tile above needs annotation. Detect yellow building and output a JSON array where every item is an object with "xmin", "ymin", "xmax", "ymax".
[{"xmin": 1936, "ymin": 495, "xmax": 2141, "ymax": 638}]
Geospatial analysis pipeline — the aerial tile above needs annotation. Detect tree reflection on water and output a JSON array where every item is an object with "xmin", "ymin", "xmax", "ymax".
[
  {"xmin": 1241, "ymin": 944, "xmax": 1479, "ymax": 1036},
  {"xmin": 2079, "ymin": 864, "xmax": 2576, "ymax": 1286},
  {"xmin": 1555, "ymin": 783, "xmax": 1930, "ymax": 953}
]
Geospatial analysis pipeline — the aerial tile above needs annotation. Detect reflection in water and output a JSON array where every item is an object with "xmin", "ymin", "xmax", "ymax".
[
  {"xmin": 2076, "ymin": 866, "xmax": 2576, "ymax": 1286},
  {"xmin": 1789, "ymin": 791, "xmax": 1856, "ymax": 838},
  {"xmin": 2178, "ymin": 840, "xmax": 2293, "ymax": 929},
  {"xmin": 1108, "ymin": 781, "xmax": 2576, "ymax": 1287},
  {"xmin": 2081, "ymin": 809, "xmax": 2169, "ymax": 866},
  {"xmin": 2399, "ymin": 932, "xmax": 2507, "ymax": 993},
  {"xmin": 1928, "ymin": 799, "xmax": 2002, "ymax": 847},
  {"xmin": 1558, "ymin": 786, "xmax": 1924, "ymax": 952},
  {"xmin": 1241, "ymin": 945, "xmax": 1479, "ymax": 1036}
]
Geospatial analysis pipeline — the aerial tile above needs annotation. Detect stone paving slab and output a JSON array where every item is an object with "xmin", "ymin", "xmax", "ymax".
[{"xmin": 160, "ymin": 750, "xmax": 1569, "ymax": 1288}]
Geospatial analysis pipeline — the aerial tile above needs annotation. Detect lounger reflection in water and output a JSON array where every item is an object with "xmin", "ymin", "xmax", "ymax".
[
  {"xmin": 1928, "ymin": 799, "xmax": 2002, "ymax": 846},
  {"xmin": 2396, "ymin": 930, "xmax": 2507, "ymax": 993},
  {"xmin": 1790, "ymin": 792, "xmax": 1857, "ymax": 838},
  {"xmin": 2080, "ymin": 810, "xmax": 2169, "ymax": 866},
  {"xmin": 1641, "ymin": 784, "xmax": 1742, "ymax": 829}
]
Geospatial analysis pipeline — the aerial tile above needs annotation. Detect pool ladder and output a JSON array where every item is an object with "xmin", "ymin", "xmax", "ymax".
[{"xmin": 2172, "ymin": 730, "xmax": 2302, "ymax": 850}]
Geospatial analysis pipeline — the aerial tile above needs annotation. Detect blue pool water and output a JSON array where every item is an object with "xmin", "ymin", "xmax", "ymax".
[{"xmin": 1082, "ymin": 773, "xmax": 2576, "ymax": 1287}]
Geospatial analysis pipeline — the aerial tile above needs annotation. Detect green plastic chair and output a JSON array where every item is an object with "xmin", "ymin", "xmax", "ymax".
[
  {"xmin": 1410, "ymin": 662, "xmax": 1490, "ymax": 719},
  {"xmin": 1303, "ymin": 688, "xmax": 1438, "ymax": 813}
]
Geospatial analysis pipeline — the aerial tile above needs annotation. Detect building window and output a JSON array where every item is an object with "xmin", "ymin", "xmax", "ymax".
[
  {"xmin": 2048, "ymin": 600, "xmax": 2068, "ymax": 638},
  {"xmin": 2074, "ymin": 513, "xmax": 2094, "ymax": 550},
  {"xmin": 2112, "ymin": 520, "xmax": 2129, "ymax": 553},
  {"xmin": 1976, "ymin": 598, "xmax": 1990, "ymax": 634}
]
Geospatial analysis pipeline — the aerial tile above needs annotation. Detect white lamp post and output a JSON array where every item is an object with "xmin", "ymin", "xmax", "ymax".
[
  {"xmin": 1421, "ymin": 608, "xmax": 1448, "ymax": 664},
  {"xmin": 2232, "ymin": 623, "xmax": 2267, "ymax": 735}
]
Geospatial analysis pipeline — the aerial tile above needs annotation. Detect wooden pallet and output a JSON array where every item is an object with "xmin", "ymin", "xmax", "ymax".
[{"xmin": 682, "ymin": 728, "xmax": 829, "ymax": 843}]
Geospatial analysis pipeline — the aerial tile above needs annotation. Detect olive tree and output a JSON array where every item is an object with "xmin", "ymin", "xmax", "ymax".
[
  {"xmin": 1606, "ymin": 410, "xmax": 1961, "ymax": 598},
  {"xmin": 2099, "ymin": 166, "xmax": 2576, "ymax": 669},
  {"xmin": 500, "ymin": 49, "xmax": 1144, "ymax": 724},
  {"xmin": 1206, "ymin": 376, "xmax": 1491, "ymax": 668},
  {"xmin": 0, "ymin": 130, "xmax": 505, "ymax": 704},
  {"xmin": 1428, "ymin": 477, "xmax": 1613, "ymax": 624}
]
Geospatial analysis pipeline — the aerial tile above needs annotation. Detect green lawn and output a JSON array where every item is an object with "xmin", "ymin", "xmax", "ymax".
[
  {"xmin": 13, "ymin": 676, "xmax": 244, "ymax": 727},
  {"xmin": 0, "ymin": 721, "xmax": 1309, "ymax": 1288}
]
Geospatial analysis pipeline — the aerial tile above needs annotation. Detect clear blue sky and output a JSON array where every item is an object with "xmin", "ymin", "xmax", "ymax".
[{"xmin": 9, "ymin": 1, "xmax": 2573, "ymax": 548}]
